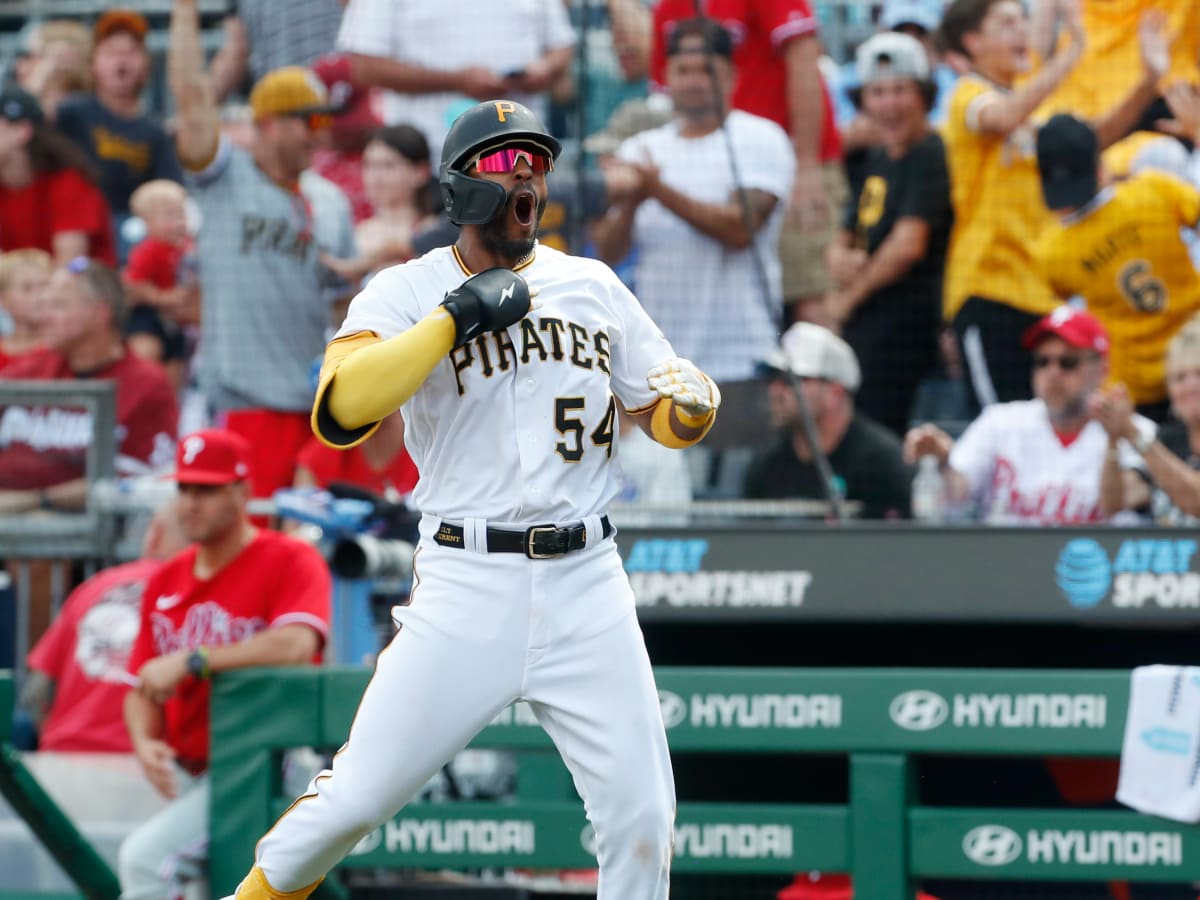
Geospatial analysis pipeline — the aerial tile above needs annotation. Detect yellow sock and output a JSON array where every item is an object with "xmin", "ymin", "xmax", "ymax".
[{"xmin": 235, "ymin": 866, "xmax": 323, "ymax": 900}]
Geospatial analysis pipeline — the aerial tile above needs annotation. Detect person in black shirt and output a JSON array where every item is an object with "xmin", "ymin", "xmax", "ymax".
[
  {"xmin": 744, "ymin": 322, "xmax": 913, "ymax": 519},
  {"xmin": 825, "ymin": 31, "xmax": 951, "ymax": 436},
  {"xmin": 55, "ymin": 11, "xmax": 183, "ymax": 225}
]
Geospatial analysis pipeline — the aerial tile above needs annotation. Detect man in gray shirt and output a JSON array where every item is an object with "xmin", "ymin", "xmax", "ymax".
[{"xmin": 169, "ymin": 0, "xmax": 356, "ymax": 502}]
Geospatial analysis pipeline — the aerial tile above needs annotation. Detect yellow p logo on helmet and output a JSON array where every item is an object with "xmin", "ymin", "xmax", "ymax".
[{"xmin": 493, "ymin": 101, "xmax": 517, "ymax": 122}]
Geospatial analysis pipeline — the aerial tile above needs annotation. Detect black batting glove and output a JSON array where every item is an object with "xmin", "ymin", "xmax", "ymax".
[{"xmin": 440, "ymin": 268, "xmax": 531, "ymax": 348}]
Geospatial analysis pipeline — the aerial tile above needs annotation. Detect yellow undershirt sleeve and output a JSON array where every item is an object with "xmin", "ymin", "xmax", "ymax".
[
  {"xmin": 648, "ymin": 397, "xmax": 716, "ymax": 449},
  {"xmin": 311, "ymin": 308, "xmax": 457, "ymax": 449}
]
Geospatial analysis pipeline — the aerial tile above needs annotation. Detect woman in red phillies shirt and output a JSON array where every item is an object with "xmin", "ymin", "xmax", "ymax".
[{"xmin": 0, "ymin": 88, "xmax": 117, "ymax": 264}]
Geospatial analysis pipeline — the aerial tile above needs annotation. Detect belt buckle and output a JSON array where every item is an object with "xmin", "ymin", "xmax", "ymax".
[{"xmin": 525, "ymin": 524, "xmax": 561, "ymax": 559}]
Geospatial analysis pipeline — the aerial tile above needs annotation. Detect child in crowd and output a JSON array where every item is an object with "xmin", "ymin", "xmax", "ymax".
[
  {"xmin": 122, "ymin": 179, "xmax": 197, "ymax": 391},
  {"xmin": 0, "ymin": 249, "xmax": 53, "ymax": 370}
]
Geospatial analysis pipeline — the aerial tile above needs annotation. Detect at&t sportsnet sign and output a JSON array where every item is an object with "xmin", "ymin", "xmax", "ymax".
[
  {"xmin": 1056, "ymin": 539, "xmax": 1200, "ymax": 609},
  {"xmin": 624, "ymin": 538, "xmax": 812, "ymax": 610}
]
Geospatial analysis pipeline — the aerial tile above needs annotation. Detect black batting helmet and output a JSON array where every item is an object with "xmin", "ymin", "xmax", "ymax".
[{"xmin": 439, "ymin": 100, "xmax": 562, "ymax": 226}]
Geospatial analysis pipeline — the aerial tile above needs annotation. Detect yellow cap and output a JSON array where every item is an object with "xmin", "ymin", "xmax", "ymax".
[{"xmin": 248, "ymin": 67, "xmax": 334, "ymax": 122}]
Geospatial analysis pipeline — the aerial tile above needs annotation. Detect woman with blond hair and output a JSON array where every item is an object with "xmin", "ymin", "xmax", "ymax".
[{"xmin": 1092, "ymin": 313, "xmax": 1200, "ymax": 523}]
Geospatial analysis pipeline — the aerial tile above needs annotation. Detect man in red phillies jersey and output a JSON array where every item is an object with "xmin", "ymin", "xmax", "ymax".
[
  {"xmin": 21, "ymin": 502, "xmax": 190, "ymax": 753},
  {"xmin": 0, "ymin": 258, "xmax": 177, "ymax": 513},
  {"xmin": 647, "ymin": 0, "xmax": 845, "ymax": 319},
  {"xmin": 904, "ymin": 307, "xmax": 1155, "ymax": 524},
  {"xmin": 119, "ymin": 428, "xmax": 332, "ymax": 900}
]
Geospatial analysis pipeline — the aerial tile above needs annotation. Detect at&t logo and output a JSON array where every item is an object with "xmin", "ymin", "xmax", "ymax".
[
  {"xmin": 1055, "ymin": 539, "xmax": 1111, "ymax": 608},
  {"xmin": 963, "ymin": 825, "xmax": 1022, "ymax": 866},
  {"xmin": 889, "ymin": 690, "xmax": 948, "ymax": 731}
]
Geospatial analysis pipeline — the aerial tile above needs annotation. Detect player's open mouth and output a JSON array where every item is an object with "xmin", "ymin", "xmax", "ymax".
[{"xmin": 513, "ymin": 193, "xmax": 536, "ymax": 228}]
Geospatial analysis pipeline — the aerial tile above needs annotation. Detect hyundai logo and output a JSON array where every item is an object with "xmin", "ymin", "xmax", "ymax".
[
  {"xmin": 580, "ymin": 824, "xmax": 598, "ymax": 857},
  {"xmin": 659, "ymin": 690, "xmax": 688, "ymax": 729},
  {"xmin": 962, "ymin": 825, "xmax": 1022, "ymax": 866},
  {"xmin": 347, "ymin": 827, "xmax": 383, "ymax": 856},
  {"xmin": 889, "ymin": 690, "xmax": 949, "ymax": 731}
]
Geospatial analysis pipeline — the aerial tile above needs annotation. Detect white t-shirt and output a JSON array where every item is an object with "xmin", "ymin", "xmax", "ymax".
[
  {"xmin": 617, "ymin": 111, "xmax": 795, "ymax": 383},
  {"xmin": 949, "ymin": 399, "xmax": 1153, "ymax": 525},
  {"xmin": 337, "ymin": 0, "xmax": 576, "ymax": 157},
  {"xmin": 336, "ymin": 244, "xmax": 677, "ymax": 524}
]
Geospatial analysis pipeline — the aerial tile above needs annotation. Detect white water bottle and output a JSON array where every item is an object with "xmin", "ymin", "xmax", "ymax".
[{"xmin": 912, "ymin": 455, "xmax": 945, "ymax": 523}]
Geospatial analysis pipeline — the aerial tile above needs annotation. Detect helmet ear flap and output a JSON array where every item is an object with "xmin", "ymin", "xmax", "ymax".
[{"xmin": 441, "ymin": 168, "xmax": 509, "ymax": 226}]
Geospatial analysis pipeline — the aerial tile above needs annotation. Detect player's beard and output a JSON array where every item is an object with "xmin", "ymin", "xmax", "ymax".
[{"xmin": 479, "ymin": 186, "xmax": 544, "ymax": 263}]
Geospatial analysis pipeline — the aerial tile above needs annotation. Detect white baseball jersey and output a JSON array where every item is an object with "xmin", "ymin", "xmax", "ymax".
[
  {"xmin": 335, "ymin": 243, "xmax": 676, "ymax": 524},
  {"xmin": 949, "ymin": 399, "xmax": 1153, "ymax": 524}
]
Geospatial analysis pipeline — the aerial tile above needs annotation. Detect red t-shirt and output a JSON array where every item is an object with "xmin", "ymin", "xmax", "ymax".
[
  {"xmin": 0, "ymin": 348, "xmax": 178, "ymax": 489},
  {"xmin": 125, "ymin": 236, "xmax": 189, "ymax": 290},
  {"xmin": 0, "ymin": 344, "xmax": 39, "ymax": 372},
  {"xmin": 296, "ymin": 436, "xmax": 419, "ymax": 497},
  {"xmin": 125, "ymin": 531, "xmax": 332, "ymax": 771},
  {"xmin": 312, "ymin": 148, "xmax": 371, "ymax": 223},
  {"xmin": 0, "ymin": 168, "xmax": 117, "ymax": 265},
  {"xmin": 652, "ymin": 0, "xmax": 842, "ymax": 162},
  {"xmin": 27, "ymin": 558, "xmax": 162, "ymax": 753}
]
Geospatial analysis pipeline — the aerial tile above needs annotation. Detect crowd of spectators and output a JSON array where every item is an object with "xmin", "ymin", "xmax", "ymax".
[
  {"xmin": 0, "ymin": 0, "xmax": 1195, "ymax": 554},
  {"xmin": 0, "ymin": 1, "xmax": 1196, "ymax": 898}
]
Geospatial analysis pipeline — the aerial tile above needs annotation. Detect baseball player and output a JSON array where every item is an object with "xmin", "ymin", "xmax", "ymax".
[{"xmin": 223, "ymin": 100, "xmax": 720, "ymax": 900}]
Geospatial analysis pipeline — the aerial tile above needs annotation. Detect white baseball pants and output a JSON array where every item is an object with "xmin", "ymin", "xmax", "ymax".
[{"xmin": 253, "ymin": 523, "xmax": 675, "ymax": 899}]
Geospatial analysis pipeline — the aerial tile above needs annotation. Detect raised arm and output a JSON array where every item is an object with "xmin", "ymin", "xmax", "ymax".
[
  {"xmin": 975, "ymin": 0, "xmax": 1084, "ymax": 136},
  {"xmin": 169, "ymin": 0, "xmax": 221, "ymax": 170},
  {"xmin": 208, "ymin": 13, "xmax": 249, "ymax": 102}
]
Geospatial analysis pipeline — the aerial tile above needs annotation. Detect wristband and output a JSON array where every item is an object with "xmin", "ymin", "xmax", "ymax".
[
  {"xmin": 187, "ymin": 646, "xmax": 210, "ymax": 680},
  {"xmin": 1133, "ymin": 432, "xmax": 1154, "ymax": 456}
]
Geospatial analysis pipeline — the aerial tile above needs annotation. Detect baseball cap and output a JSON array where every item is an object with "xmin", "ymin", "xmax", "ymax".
[
  {"xmin": 758, "ymin": 323, "xmax": 862, "ymax": 391},
  {"xmin": 856, "ymin": 32, "xmax": 931, "ymax": 84},
  {"xmin": 94, "ymin": 9, "xmax": 148, "ymax": 44},
  {"xmin": 248, "ymin": 66, "xmax": 336, "ymax": 122},
  {"xmin": 0, "ymin": 89, "xmax": 44, "ymax": 126},
  {"xmin": 171, "ymin": 429, "xmax": 252, "ymax": 485},
  {"xmin": 1022, "ymin": 305, "xmax": 1110, "ymax": 356},
  {"xmin": 1036, "ymin": 114, "xmax": 1099, "ymax": 210},
  {"xmin": 583, "ymin": 94, "xmax": 673, "ymax": 156},
  {"xmin": 880, "ymin": 0, "xmax": 943, "ymax": 33},
  {"xmin": 311, "ymin": 53, "xmax": 382, "ymax": 133}
]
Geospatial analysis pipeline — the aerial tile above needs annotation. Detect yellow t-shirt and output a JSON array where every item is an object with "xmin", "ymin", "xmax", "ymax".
[
  {"xmin": 1035, "ymin": 0, "xmax": 1200, "ymax": 121},
  {"xmin": 941, "ymin": 74, "xmax": 1058, "ymax": 321},
  {"xmin": 1034, "ymin": 170, "xmax": 1200, "ymax": 404}
]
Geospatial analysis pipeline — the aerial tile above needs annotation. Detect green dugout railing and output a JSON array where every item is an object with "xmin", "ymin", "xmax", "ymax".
[
  {"xmin": 0, "ymin": 671, "xmax": 121, "ymax": 900},
  {"xmin": 209, "ymin": 666, "xmax": 1200, "ymax": 898}
]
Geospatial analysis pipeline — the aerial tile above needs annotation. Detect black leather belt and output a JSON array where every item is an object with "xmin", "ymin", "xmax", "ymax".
[{"xmin": 433, "ymin": 516, "xmax": 612, "ymax": 559}]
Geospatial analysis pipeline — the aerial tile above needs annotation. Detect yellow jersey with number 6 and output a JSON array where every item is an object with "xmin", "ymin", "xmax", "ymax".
[{"xmin": 1034, "ymin": 171, "xmax": 1200, "ymax": 405}]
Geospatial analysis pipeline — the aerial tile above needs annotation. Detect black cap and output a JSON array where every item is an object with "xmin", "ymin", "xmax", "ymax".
[
  {"xmin": 0, "ymin": 90, "xmax": 43, "ymax": 126},
  {"xmin": 1036, "ymin": 114, "xmax": 1099, "ymax": 211},
  {"xmin": 665, "ymin": 17, "xmax": 734, "ymax": 59}
]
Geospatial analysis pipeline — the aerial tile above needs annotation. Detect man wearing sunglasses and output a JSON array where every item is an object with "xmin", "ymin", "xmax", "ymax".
[
  {"xmin": 219, "ymin": 98, "xmax": 719, "ymax": 900},
  {"xmin": 168, "ymin": 0, "xmax": 358, "ymax": 505},
  {"xmin": 904, "ymin": 305, "xmax": 1154, "ymax": 524}
]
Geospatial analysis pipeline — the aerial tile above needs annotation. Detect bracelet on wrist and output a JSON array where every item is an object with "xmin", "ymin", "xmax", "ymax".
[{"xmin": 1133, "ymin": 432, "xmax": 1154, "ymax": 456}]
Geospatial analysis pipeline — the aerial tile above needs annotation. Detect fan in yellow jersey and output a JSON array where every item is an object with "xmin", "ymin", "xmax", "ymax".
[
  {"xmin": 935, "ymin": 0, "xmax": 1167, "ymax": 412},
  {"xmin": 1030, "ymin": 0, "xmax": 1200, "ymax": 122},
  {"xmin": 1034, "ymin": 113, "xmax": 1200, "ymax": 421}
]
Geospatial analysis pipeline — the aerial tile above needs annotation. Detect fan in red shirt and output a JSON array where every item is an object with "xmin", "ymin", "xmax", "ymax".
[
  {"xmin": 121, "ymin": 428, "xmax": 332, "ymax": 900},
  {"xmin": 0, "ymin": 259, "xmax": 177, "ymax": 513},
  {"xmin": 647, "ymin": 2, "xmax": 847, "ymax": 317},
  {"xmin": 22, "ymin": 503, "xmax": 190, "ymax": 752},
  {"xmin": 294, "ymin": 410, "xmax": 417, "ymax": 498},
  {"xmin": 0, "ymin": 89, "xmax": 117, "ymax": 265}
]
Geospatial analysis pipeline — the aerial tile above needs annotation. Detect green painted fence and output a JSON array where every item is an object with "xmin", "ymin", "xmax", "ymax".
[{"xmin": 208, "ymin": 666, "xmax": 1200, "ymax": 898}]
